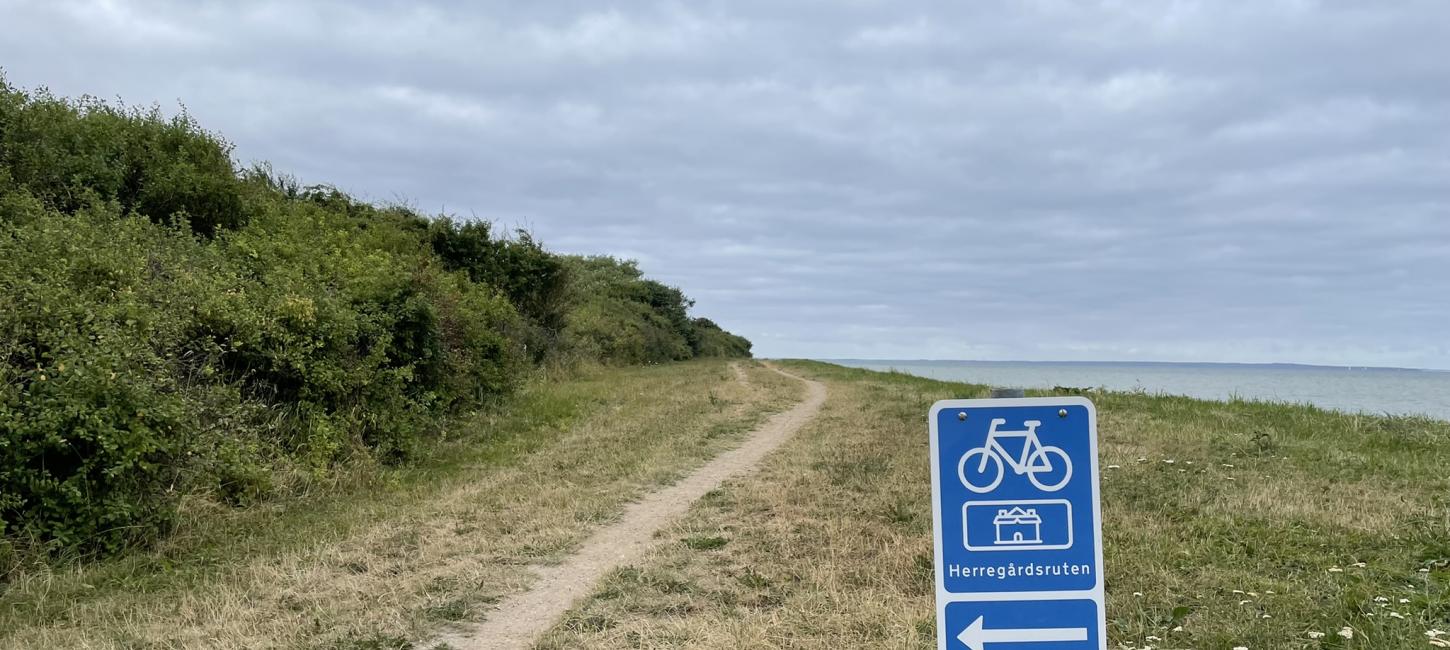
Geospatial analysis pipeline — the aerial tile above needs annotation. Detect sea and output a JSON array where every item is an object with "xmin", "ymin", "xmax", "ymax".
[{"xmin": 827, "ymin": 360, "xmax": 1450, "ymax": 421}]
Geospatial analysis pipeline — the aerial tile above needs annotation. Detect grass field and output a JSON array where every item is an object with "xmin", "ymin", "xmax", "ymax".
[
  {"xmin": 4, "ymin": 359, "xmax": 1447, "ymax": 649},
  {"xmin": 537, "ymin": 360, "xmax": 1450, "ymax": 649},
  {"xmin": 0, "ymin": 360, "xmax": 800, "ymax": 649}
]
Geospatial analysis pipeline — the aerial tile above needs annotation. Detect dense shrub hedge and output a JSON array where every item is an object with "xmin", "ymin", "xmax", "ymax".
[
  {"xmin": 0, "ymin": 84, "xmax": 247, "ymax": 236},
  {"xmin": 691, "ymin": 318, "xmax": 754, "ymax": 358},
  {"xmin": 562, "ymin": 256, "xmax": 695, "ymax": 364},
  {"xmin": 0, "ymin": 76, "xmax": 750, "ymax": 557}
]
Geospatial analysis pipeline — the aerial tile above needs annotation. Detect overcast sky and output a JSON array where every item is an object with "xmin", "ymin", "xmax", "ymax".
[{"xmin": 2, "ymin": 1, "xmax": 1447, "ymax": 367}]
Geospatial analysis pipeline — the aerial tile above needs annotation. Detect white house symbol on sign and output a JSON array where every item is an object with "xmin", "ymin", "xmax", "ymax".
[{"xmin": 994, "ymin": 507, "xmax": 1042, "ymax": 545}]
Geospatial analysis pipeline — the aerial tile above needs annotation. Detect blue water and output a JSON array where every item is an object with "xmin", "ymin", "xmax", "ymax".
[{"xmin": 828, "ymin": 360, "xmax": 1450, "ymax": 421}]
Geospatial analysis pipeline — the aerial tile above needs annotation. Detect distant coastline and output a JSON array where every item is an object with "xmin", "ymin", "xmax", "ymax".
[
  {"xmin": 820, "ymin": 359, "xmax": 1438, "ymax": 373},
  {"xmin": 825, "ymin": 358, "xmax": 1450, "ymax": 420}
]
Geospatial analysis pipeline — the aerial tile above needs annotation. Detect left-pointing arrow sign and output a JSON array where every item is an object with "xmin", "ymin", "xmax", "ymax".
[{"xmin": 956, "ymin": 615, "xmax": 1088, "ymax": 650}]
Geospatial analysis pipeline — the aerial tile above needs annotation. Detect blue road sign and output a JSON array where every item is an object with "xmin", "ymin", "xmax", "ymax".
[
  {"xmin": 929, "ymin": 397, "xmax": 1104, "ymax": 650},
  {"xmin": 945, "ymin": 599, "xmax": 1100, "ymax": 650}
]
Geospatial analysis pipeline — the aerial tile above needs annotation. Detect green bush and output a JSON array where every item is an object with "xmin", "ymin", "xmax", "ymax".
[
  {"xmin": 0, "ymin": 78, "xmax": 246, "ymax": 236},
  {"xmin": 560, "ymin": 256, "xmax": 743, "ymax": 364},
  {"xmin": 692, "ymin": 318, "xmax": 753, "ymax": 358},
  {"xmin": 0, "ymin": 194, "xmax": 529, "ymax": 551},
  {"xmin": 0, "ymin": 201, "xmax": 217, "ymax": 551},
  {"xmin": 429, "ymin": 220, "xmax": 568, "ymax": 361},
  {"xmin": 0, "ymin": 75, "xmax": 750, "ymax": 558}
]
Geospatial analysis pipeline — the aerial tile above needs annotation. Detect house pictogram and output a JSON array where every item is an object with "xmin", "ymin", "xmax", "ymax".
[{"xmin": 993, "ymin": 507, "xmax": 1043, "ymax": 545}]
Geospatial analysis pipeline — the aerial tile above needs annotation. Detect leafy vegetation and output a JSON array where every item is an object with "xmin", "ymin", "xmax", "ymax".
[
  {"xmin": 0, "ymin": 76, "xmax": 750, "ymax": 560},
  {"xmin": 0, "ymin": 361, "xmax": 797, "ymax": 650}
]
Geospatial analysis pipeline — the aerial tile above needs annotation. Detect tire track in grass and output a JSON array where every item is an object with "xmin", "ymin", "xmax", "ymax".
[{"xmin": 428, "ymin": 364, "xmax": 826, "ymax": 650}]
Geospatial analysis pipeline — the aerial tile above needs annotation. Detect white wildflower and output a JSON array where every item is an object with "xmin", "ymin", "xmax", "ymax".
[{"xmin": 1338, "ymin": 626, "xmax": 1354, "ymax": 639}]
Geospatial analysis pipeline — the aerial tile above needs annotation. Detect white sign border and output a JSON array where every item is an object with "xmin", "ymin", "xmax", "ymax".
[{"xmin": 928, "ymin": 396, "xmax": 1106, "ymax": 650}]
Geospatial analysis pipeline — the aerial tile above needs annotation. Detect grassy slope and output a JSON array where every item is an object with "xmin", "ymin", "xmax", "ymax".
[
  {"xmin": 0, "ymin": 360, "xmax": 801, "ymax": 649},
  {"xmin": 538, "ymin": 360, "xmax": 1450, "ymax": 649}
]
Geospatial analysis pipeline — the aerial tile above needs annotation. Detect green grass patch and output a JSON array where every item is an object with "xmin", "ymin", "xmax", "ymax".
[
  {"xmin": 683, "ymin": 535, "xmax": 730, "ymax": 551},
  {"xmin": 537, "ymin": 360, "xmax": 1450, "ymax": 649},
  {"xmin": 0, "ymin": 360, "xmax": 797, "ymax": 649}
]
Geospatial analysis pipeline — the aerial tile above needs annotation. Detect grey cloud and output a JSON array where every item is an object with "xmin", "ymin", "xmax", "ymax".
[{"xmin": 2, "ymin": 0, "xmax": 1447, "ymax": 366}]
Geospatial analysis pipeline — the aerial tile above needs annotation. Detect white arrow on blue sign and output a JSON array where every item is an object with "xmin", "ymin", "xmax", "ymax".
[{"xmin": 929, "ymin": 397, "xmax": 1105, "ymax": 650}]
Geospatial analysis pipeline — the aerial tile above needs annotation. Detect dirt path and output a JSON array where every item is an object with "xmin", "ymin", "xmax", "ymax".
[{"xmin": 430, "ymin": 364, "xmax": 826, "ymax": 650}]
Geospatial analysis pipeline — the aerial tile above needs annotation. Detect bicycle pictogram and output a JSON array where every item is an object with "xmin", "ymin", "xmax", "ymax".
[{"xmin": 958, "ymin": 418, "xmax": 1073, "ymax": 493}]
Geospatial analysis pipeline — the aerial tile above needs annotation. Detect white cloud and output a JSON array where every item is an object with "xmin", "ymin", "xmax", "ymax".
[
  {"xmin": 55, "ymin": 0, "xmax": 211, "ymax": 47},
  {"xmin": 2, "ymin": 0, "xmax": 1447, "ymax": 366},
  {"xmin": 1091, "ymin": 71, "xmax": 1177, "ymax": 111},
  {"xmin": 848, "ymin": 16, "xmax": 941, "ymax": 48},
  {"xmin": 1214, "ymin": 97, "xmax": 1419, "ymax": 141},
  {"xmin": 374, "ymin": 85, "xmax": 497, "ymax": 126},
  {"xmin": 522, "ymin": 7, "xmax": 737, "ymax": 62}
]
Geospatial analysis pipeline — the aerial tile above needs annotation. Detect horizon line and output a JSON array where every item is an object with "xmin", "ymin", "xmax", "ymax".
[{"xmin": 807, "ymin": 357, "xmax": 1447, "ymax": 373}]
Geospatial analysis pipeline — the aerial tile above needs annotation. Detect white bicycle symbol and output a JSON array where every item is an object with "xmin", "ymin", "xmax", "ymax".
[{"xmin": 958, "ymin": 418, "xmax": 1073, "ymax": 493}]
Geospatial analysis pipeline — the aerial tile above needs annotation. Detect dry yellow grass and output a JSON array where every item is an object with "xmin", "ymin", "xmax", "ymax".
[
  {"xmin": 0, "ymin": 360, "xmax": 801, "ymax": 650},
  {"xmin": 536, "ymin": 361, "xmax": 1450, "ymax": 650},
  {"xmin": 9, "ymin": 360, "xmax": 1447, "ymax": 649},
  {"xmin": 535, "ymin": 363, "xmax": 941, "ymax": 649},
  {"xmin": 431, "ymin": 365, "xmax": 824, "ymax": 649}
]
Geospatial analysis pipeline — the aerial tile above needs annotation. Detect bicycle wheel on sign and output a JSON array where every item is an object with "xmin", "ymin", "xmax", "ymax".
[
  {"xmin": 958, "ymin": 447, "xmax": 1004, "ymax": 493},
  {"xmin": 1025, "ymin": 446, "xmax": 1072, "ymax": 492}
]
